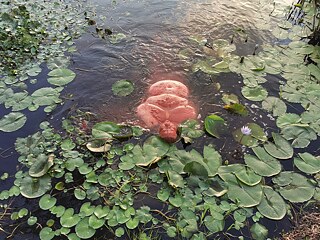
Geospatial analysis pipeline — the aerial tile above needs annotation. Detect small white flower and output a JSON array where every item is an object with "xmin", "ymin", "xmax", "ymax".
[{"xmin": 241, "ymin": 126, "xmax": 252, "ymax": 135}]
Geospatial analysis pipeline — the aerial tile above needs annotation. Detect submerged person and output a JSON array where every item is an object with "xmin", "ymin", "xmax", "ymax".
[{"xmin": 137, "ymin": 79, "xmax": 197, "ymax": 142}]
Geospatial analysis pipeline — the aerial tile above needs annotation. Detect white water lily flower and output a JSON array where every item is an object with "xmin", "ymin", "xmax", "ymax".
[{"xmin": 241, "ymin": 126, "xmax": 252, "ymax": 135}]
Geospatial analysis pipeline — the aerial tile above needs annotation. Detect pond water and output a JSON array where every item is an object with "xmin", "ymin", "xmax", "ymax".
[
  {"xmin": 63, "ymin": 0, "xmax": 293, "ymax": 158},
  {"xmin": 1, "ymin": 0, "xmax": 319, "ymax": 239}
]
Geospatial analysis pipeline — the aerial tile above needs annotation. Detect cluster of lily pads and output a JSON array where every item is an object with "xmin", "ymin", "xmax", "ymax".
[{"xmin": 1, "ymin": 0, "xmax": 320, "ymax": 240}]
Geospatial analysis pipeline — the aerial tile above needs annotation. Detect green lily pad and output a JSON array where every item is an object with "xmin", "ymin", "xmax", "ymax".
[
  {"xmin": 272, "ymin": 171, "xmax": 315, "ymax": 203},
  {"xmin": 0, "ymin": 112, "xmax": 27, "ymax": 132},
  {"xmin": 233, "ymin": 123, "xmax": 267, "ymax": 147},
  {"xmin": 126, "ymin": 217, "xmax": 140, "ymax": 230},
  {"xmin": 241, "ymin": 86, "xmax": 268, "ymax": 101},
  {"xmin": 75, "ymin": 217, "xmax": 96, "ymax": 239},
  {"xmin": 281, "ymin": 126, "xmax": 317, "ymax": 148},
  {"xmin": 257, "ymin": 186, "xmax": 286, "ymax": 220},
  {"xmin": 234, "ymin": 166, "xmax": 262, "ymax": 186},
  {"xmin": 20, "ymin": 174, "xmax": 51, "ymax": 198},
  {"xmin": 264, "ymin": 133, "xmax": 293, "ymax": 159},
  {"xmin": 31, "ymin": 87, "xmax": 61, "ymax": 106},
  {"xmin": 47, "ymin": 68, "xmax": 76, "ymax": 86},
  {"xmin": 244, "ymin": 147, "xmax": 281, "ymax": 177},
  {"xmin": 88, "ymin": 214, "xmax": 105, "ymax": 229},
  {"xmin": 276, "ymin": 113, "xmax": 302, "ymax": 128},
  {"xmin": 294, "ymin": 152, "xmax": 320, "ymax": 174},
  {"xmin": 222, "ymin": 93, "xmax": 239, "ymax": 105},
  {"xmin": 40, "ymin": 227, "xmax": 55, "ymax": 240},
  {"xmin": 92, "ymin": 121, "xmax": 121, "ymax": 139},
  {"xmin": 39, "ymin": 194, "xmax": 57, "ymax": 210},
  {"xmin": 223, "ymin": 103, "xmax": 248, "ymax": 116},
  {"xmin": 29, "ymin": 154, "xmax": 54, "ymax": 178},
  {"xmin": 204, "ymin": 216, "xmax": 225, "ymax": 233},
  {"xmin": 60, "ymin": 208, "xmax": 81, "ymax": 228},
  {"xmin": 184, "ymin": 161, "xmax": 208, "ymax": 177},
  {"xmin": 262, "ymin": 97, "xmax": 287, "ymax": 117},
  {"xmin": 204, "ymin": 114, "xmax": 226, "ymax": 138},
  {"xmin": 228, "ymin": 181, "xmax": 263, "ymax": 207},
  {"xmin": 250, "ymin": 223, "xmax": 268, "ymax": 240},
  {"xmin": 179, "ymin": 119, "xmax": 204, "ymax": 142},
  {"xmin": 27, "ymin": 216, "xmax": 38, "ymax": 226},
  {"xmin": 112, "ymin": 80, "xmax": 134, "ymax": 96}
]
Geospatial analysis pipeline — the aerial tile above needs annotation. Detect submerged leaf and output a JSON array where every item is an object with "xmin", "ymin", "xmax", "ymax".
[
  {"xmin": 224, "ymin": 103, "xmax": 248, "ymax": 116},
  {"xmin": 241, "ymin": 86, "xmax": 268, "ymax": 101},
  {"xmin": 112, "ymin": 80, "xmax": 134, "ymax": 96}
]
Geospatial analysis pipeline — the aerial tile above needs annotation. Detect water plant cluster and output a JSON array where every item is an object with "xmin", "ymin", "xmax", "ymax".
[{"xmin": 0, "ymin": 0, "xmax": 320, "ymax": 240}]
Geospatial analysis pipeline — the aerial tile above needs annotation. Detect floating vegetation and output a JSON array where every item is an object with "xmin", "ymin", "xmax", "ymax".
[{"xmin": 1, "ymin": 0, "xmax": 320, "ymax": 239}]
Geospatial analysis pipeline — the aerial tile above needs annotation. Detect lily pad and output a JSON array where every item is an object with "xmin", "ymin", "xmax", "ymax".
[
  {"xmin": 272, "ymin": 171, "xmax": 315, "ymax": 203},
  {"xmin": 39, "ymin": 194, "xmax": 57, "ymax": 210},
  {"xmin": 244, "ymin": 147, "xmax": 281, "ymax": 177},
  {"xmin": 241, "ymin": 86, "xmax": 268, "ymax": 101},
  {"xmin": 20, "ymin": 174, "xmax": 51, "ymax": 198},
  {"xmin": 75, "ymin": 217, "xmax": 96, "ymax": 239},
  {"xmin": 281, "ymin": 126, "xmax": 317, "ymax": 148},
  {"xmin": 112, "ymin": 80, "xmax": 134, "ymax": 96},
  {"xmin": 257, "ymin": 186, "xmax": 286, "ymax": 220},
  {"xmin": 0, "ymin": 112, "xmax": 27, "ymax": 132},
  {"xmin": 29, "ymin": 154, "xmax": 54, "ymax": 177},
  {"xmin": 264, "ymin": 133, "xmax": 293, "ymax": 159},
  {"xmin": 92, "ymin": 121, "xmax": 121, "ymax": 139},
  {"xmin": 262, "ymin": 97, "xmax": 287, "ymax": 117},
  {"xmin": 47, "ymin": 68, "xmax": 76, "ymax": 86},
  {"xmin": 86, "ymin": 142, "xmax": 111, "ymax": 153},
  {"xmin": 233, "ymin": 123, "xmax": 267, "ymax": 147},
  {"xmin": 294, "ymin": 152, "xmax": 320, "ymax": 174},
  {"xmin": 204, "ymin": 114, "xmax": 226, "ymax": 138},
  {"xmin": 179, "ymin": 119, "xmax": 204, "ymax": 142},
  {"xmin": 234, "ymin": 166, "xmax": 262, "ymax": 186},
  {"xmin": 250, "ymin": 223, "xmax": 268, "ymax": 240},
  {"xmin": 60, "ymin": 208, "xmax": 81, "ymax": 228},
  {"xmin": 221, "ymin": 93, "xmax": 239, "ymax": 105},
  {"xmin": 223, "ymin": 103, "xmax": 248, "ymax": 116}
]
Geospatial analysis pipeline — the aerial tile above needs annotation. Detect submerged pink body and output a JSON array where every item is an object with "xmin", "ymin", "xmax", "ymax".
[{"xmin": 137, "ymin": 80, "xmax": 196, "ymax": 142}]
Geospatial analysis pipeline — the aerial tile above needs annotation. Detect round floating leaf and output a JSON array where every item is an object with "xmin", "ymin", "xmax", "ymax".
[
  {"xmin": 92, "ymin": 121, "xmax": 121, "ymax": 139},
  {"xmin": 39, "ymin": 194, "xmax": 57, "ymax": 210},
  {"xmin": 50, "ymin": 205, "xmax": 65, "ymax": 217},
  {"xmin": 29, "ymin": 154, "xmax": 54, "ymax": 178},
  {"xmin": 264, "ymin": 133, "xmax": 293, "ymax": 159},
  {"xmin": 86, "ymin": 142, "xmax": 111, "ymax": 153},
  {"xmin": 40, "ymin": 227, "xmax": 54, "ymax": 240},
  {"xmin": 294, "ymin": 152, "xmax": 320, "ymax": 174},
  {"xmin": 262, "ymin": 97, "xmax": 287, "ymax": 117},
  {"xmin": 281, "ymin": 126, "xmax": 316, "ymax": 148},
  {"xmin": 94, "ymin": 206, "xmax": 109, "ymax": 219},
  {"xmin": 157, "ymin": 188, "xmax": 170, "ymax": 202},
  {"xmin": 227, "ymin": 182, "xmax": 263, "ymax": 207},
  {"xmin": 60, "ymin": 208, "xmax": 81, "ymax": 228},
  {"xmin": 115, "ymin": 227, "xmax": 125, "ymax": 237},
  {"xmin": 234, "ymin": 166, "xmax": 262, "ymax": 186},
  {"xmin": 47, "ymin": 68, "xmax": 76, "ymax": 86},
  {"xmin": 0, "ymin": 112, "xmax": 27, "ymax": 132},
  {"xmin": 233, "ymin": 123, "xmax": 267, "ymax": 147},
  {"xmin": 204, "ymin": 114, "xmax": 226, "ymax": 138},
  {"xmin": 89, "ymin": 214, "xmax": 105, "ymax": 229},
  {"xmin": 61, "ymin": 139, "xmax": 76, "ymax": 151},
  {"xmin": 272, "ymin": 171, "xmax": 315, "ymax": 203},
  {"xmin": 204, "ymin": 216, "xmax": 225, "ymax": 233},
  {"xmin": 244, "ymin": 147, "xmax": 281, "ymax": 177},
  {"xmin": 27, "ymin": 216, "xmax": 37, "ymax": 226},
  {"xmin": 223, "ymin": 103, "xmax": 248, "ymax": 116},
  {"xmin": 222, "ymin": 93, "xmax": 239, "ymax": 105},
  {"xmin": 74, "ymin": 188, "xmax": 86, "ymax": 200},
  {"xmin": 276, "ymin": 113, "xmax": 301, "ymax": 128},
  {"xmin": 241, "ymin": 86, "xmax": 268, "ymax": 101},
  {"xmin": 31, "ymin": 87, "xmax": 61, "ymax": 106},
  {"xmin": 250, "ymin": 223, "xmax": 268, "ymax": 240},
  {"xmin": 20, "ymin": 174, "xmax": 51, "ymax": 198},
  {"xmin": 179, "ymin": 119, "xmax": 204, "ymax": 140},
  {"xmin": 75, "ymin": 217, "xmax": 96, "ymax": 239},
  {"xmin": 184, "ymin": 161, "xmax": 208, "ymax": 177},
  {"xmin": 112, "ymin": 80, "xmax": 134, "ymax": 96},
  {"xmin": 257, "ymin": 186, "xmax": 286, "ymax": 220}
]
